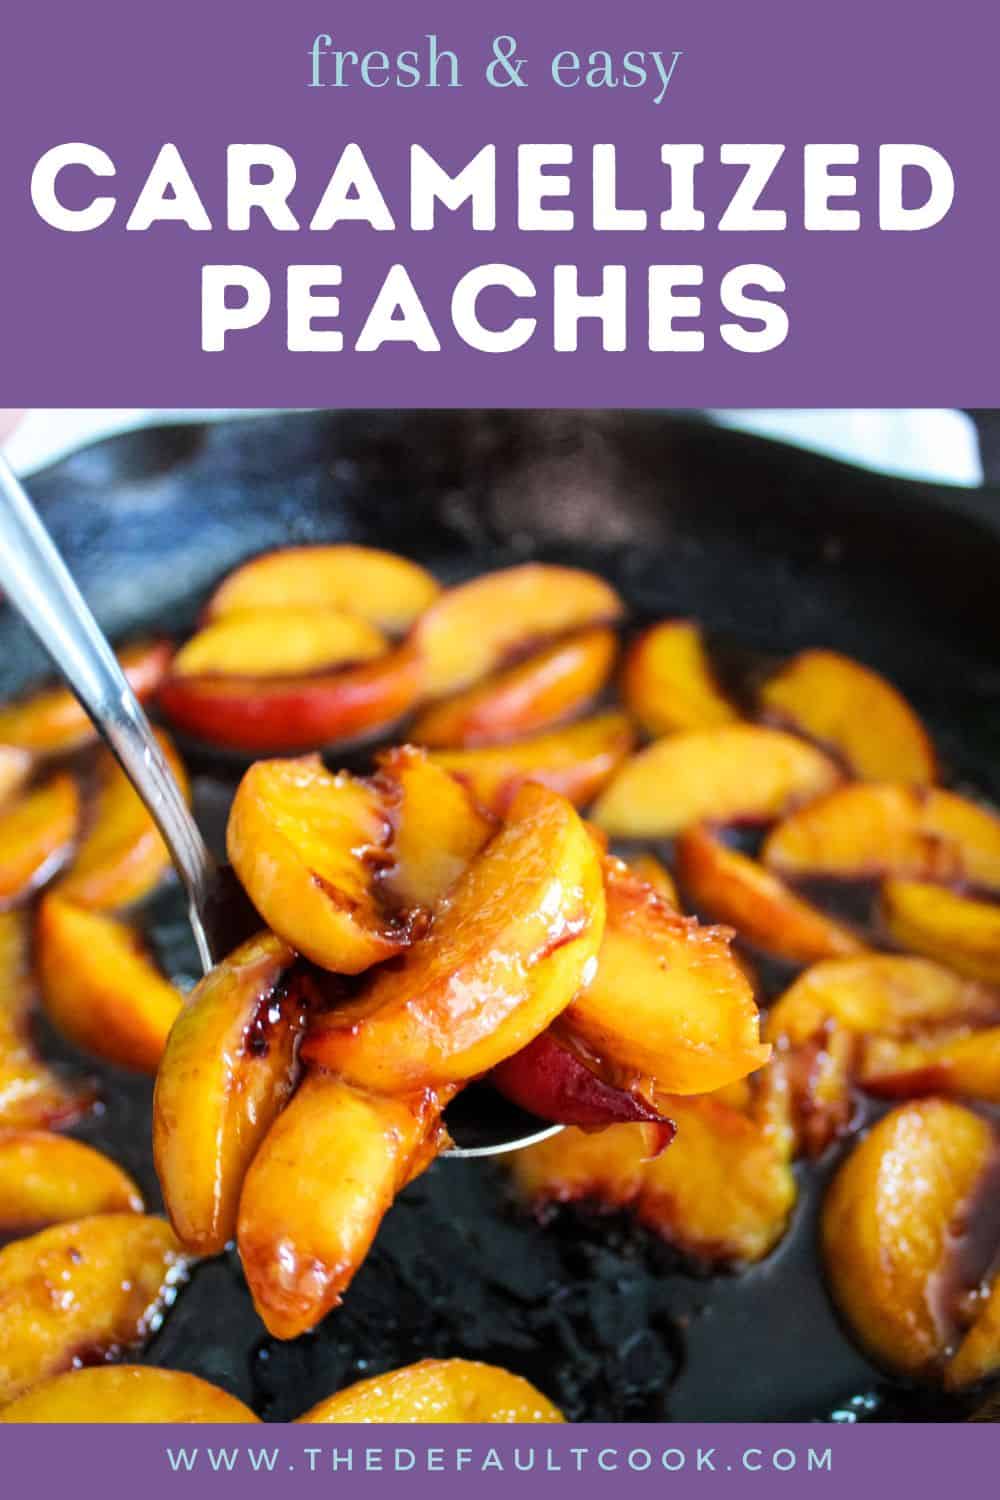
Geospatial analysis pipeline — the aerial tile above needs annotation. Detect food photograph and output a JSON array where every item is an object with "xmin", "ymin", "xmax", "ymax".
[{"xmin": 0, "ymin": 406, "xmax": 998, "ymax": 1426}]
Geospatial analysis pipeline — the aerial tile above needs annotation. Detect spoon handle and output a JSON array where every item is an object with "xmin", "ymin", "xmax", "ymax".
[{"xmin": 0, "ymin": 455, "xmax": 216, "ymax": 970}]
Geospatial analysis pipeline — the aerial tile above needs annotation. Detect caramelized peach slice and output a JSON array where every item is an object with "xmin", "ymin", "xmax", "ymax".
[
  {"xmin": 882, "ymin": 880, "xmax": 1000, "ymax": 984},
  {"xmin": 0, "ymin": 640, "xmax": 172, "ymax": 756},
  {"xmin": 946, "ymin": 1278, "xmax": 1000, "ymax": 1390},
  {"xmin": 622, "ymin": 620, "xmax": 738, "ymax": 737},
  {"xmin": 760, "ymin": 649, "xmax": 936, "ymax": 784},
  {"xmin": 0, "ymin": 773, "xmax": 78, "ymax": 908},
  {"xmin": 821, "ymin": 1099, "xmax": 996, "ymax": 1375},
  {"xmin": 0, "ymin": 1365, "xmax": 259, "ymax": 1423},
  {"xmin": 562, "ymin": 858, "xmax": 768, "ymax": 1099},
  {"xmin": 0, "ymin": 1132, "xmax": 142, "ymax": 1237},
  {"xmin": 0, "ymin": 747, "xmax": 31, "ymax": 808},
  {"xmin": 511, "ymin": 1098, "xmax": 795, "ymax": 1266},
  {"xmin": 676, "ymin": 824, "xmax": 866, "ymax": 963},
  {"xmin": 592, "ymin": 726, "xmax": 840, "ymax": 837},
  {"xmin": 159, "ymin": 643, "xmax": 423, "ymax": 754},
  {"xmin": 860, "ymin": 1027, "xmax": 1000, "ymax": 1103},
  {"xmin": 412, "ymin": 627, "xmax": 617, "ymax": 748},
  {"xmin": 173, "ymin": 608, "xmax": 387, "ymax": 677},
  {"xmin": 0, "ymin": 910, "xmax": 91, "ymax": 1130},
  {"xmin": 374, "ymin": 746, "xmax": 494, "ymax": 910},
  {"xmin": 227, "ymin": 756, "xmax": 403, "ymax": 973},
  {"xmin": 412, "ymin": 563, "xmax": 624, "ymax": 698},
  {"xmin": 299, "ymin": 1359, "xmax": 564, "ymax": 1424},
  {"xmin": 154, "ymin": 933, "xmax": 305, "ymax": 1255},
  {"xmin": 623, "ymin": 852, "xmax": 678, "ymax": 906},
  {"xmin": 37, "ymin": 895, "xmax": 183, "ymax": 1072},
  {"xmin": 763, "ymin": 784, "xmax": 1000, "ymax": 890},
  {"xmin": 206, "ymin": 545, "xmax": 440, "ymax": 635},
  {"xmin": 0, "ymin": 1214, "xmax": 189, "ymax": 1406},
  {"xmin": 302, "ymin": 784, "xmax": 605, "ymax": 1091},
  {"xmin": 56, "ymin": 732, "xmax": 189, "ymax": 911},
  {"xmin": 490, "ymin": 1029, "xmax": 676, "ymax": 1132},
  {"xmin": 237, "ymin": 1070, "xmax": 448, "ymax": 1339},
  {"xmin": 429, "ymin": 712, "xmax": 634, "ymax": 817}
]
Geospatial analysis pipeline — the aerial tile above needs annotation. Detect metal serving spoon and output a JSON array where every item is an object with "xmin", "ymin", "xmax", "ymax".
[{"xmin": 0, "ymin": 456, "xmax": 560, "ymax": 1158}]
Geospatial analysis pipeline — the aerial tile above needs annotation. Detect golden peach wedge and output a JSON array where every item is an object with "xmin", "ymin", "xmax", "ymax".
[
  {"xmin": 0, "ymin": 1214, "xmax": 189, "ymax": 1406},
  {"xmin": 763, "ymin": 784, "xmax": 1000, "ymax": 891},
  {"xmin": 592, "ymin": 726, "xmax": 841, "ymax": 837},
  {"xmin": 56, "ymin": 732, "xmax": 189, "ymax": 911},
  {"xmin": 0, "ymin": 1365, "xmax": 259, "ymax": 1423},
  {"xmin": 302, "ymin": 784, "xmax": 605, "ymax": 1092},
  {"xmin": 0, "ymin": 640, "xmax": 172, "ymax": 756},
  {"xmin": 882, "ymin": 880, "xmax": 1000, "ymax": 984},
  {"xmin": 412, "ymin": 627, "xmax": 617, "ymax": 748},
  {"xmin": 859, "ymin": 1027, "xmax": 1000, "ymax": 1104},
  {"xmin": 205, "ymin": 545, "xmax": 440, "ymax": 635},
  {"xmin": 0, "ymin": 773, "xmax": 79, "ymax": 908},
  {"xmin": 237, "ymin": 1070, "xmax": 449, "ymax": 1339},
  {"xmin": 623, "ymin": 852, "xmax": 679, "ymax": 906},
  {"xmin": 622, "ymin": 619, "xmax": 738, "ymax": 737},
  {"xmin": 154, "ymin": 932, "xmax": 305, "ymax": 1256},
  {"xmin": 946, "ymin": 1277, "xmax": 1000, "ymax": 1391},
  {"xmin": 374, "ymin": 746, "xmax": 494, "ymax": 910},
  {"xmin": 227, "ymin": 755, "xmax": 404, "ymax": 974},
  {"xmin": 760, "ymin": 648, "xmax": 936, "ymax": 784},
  {"xmin": 0, "ymin": 746, "xmax": 31, "ymax": 808},
  {"xmin": 298, "ymin": 1359, "xmax": 563, "ymax": 1423},
  {"xmin": 821, "ymin": 1099, "xmax": 996, "ymax": 1376},
  {"xmin": 562, "ymin": 857, "xmax": 768, "ymax": 1099},
  {"xmin": 411, "ymin": 563, "xmax": 624, "ymax": 698},
  {"xmin": 428, "ymin": 711, "xmax": 634, "ymax": 817},
  {"xmin": 511, "ymin": 1098, "xmax": 795, "ymax": 1267},
  {"xmin": 172, "ymin": 608, "xmax": 387, "ymax": 678},
  {"xmin": 676, "ymin": 824, "xmax": 867, "ymax": 964},
  {"xmin": 37, "ymin": 895, "xmax": 183, "ymax": 1073},
  {"xmin": 0, "ymin": 910, "xmax": 92, "ymax": 1130},
  {"xmin": 0, "ymin": 1132, "xmax": 142, "ymax": 1237}
]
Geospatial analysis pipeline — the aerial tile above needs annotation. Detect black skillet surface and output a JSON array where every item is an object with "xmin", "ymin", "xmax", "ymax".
[{"xmin": 3, "ymin": 409, "xmax": 1000, "ymax": 1424}]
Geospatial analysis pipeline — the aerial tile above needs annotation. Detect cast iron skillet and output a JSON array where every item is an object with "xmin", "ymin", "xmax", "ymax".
[{"xmin": 3, "ymin": 410, "xmax": 1000, "ymax": 1423}]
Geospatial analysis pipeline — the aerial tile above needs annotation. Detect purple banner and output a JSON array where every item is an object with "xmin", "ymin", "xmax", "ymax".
[{"xmin": 1, "ymin": 0, "xmax": 997, "ymax": 405}]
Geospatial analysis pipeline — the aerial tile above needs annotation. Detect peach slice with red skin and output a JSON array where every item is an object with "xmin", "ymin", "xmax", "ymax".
[
  {"xmin": 411, "ymin": 563, "xmax": 624, "ymax": 698},
  {"xmin": 0, "ymin": 1365, "xmax": 260, "ymax": 1423},
  {"xmin": 0, "ymin": 639, "xmax": 172, "ymax": 756},
  {"xmin": 302, "ymin": 783, "xmax": 606, "ymax": 1092},
  {"xmin": 237, "ymin": 1070, "xmax": 450, "ymax": 1339},
  {"xmin": 154, "ymin": 932, "xmax": 306, "ymax": 1256},
  {"xmin": 511, "ymin": 1096, "xmax": 796, "ymax": 1266},
  {"xmin": 0, "ymin": 773, "xmax": 79, "ymax": 908},
  {"xmin": 881, "ymin": 879, "xmax": 1000, "ymax": 984},
  {"xmin": 37, "ymin": 895, "xmax": 183, "ymax": 1073},
  {"xmin": 428, "ymin": 711, "xmax": 634, "ymax": 817},
  {"xmin": 561, "ymin": 857, "xmax": 769, "ymax": 1100},
  {"xmin": 821, "ymin": 1099, "xmax": 997, "ymax": 1376},
  {"xmin": 56, "ymin": 731, "xmax": 189, "ymax": 911},
  {"xmin": 172, "ymin": 608, "xmax": 387, "ymax": 678},
  {"xmin": 0, "ymin": 1214, "xmax": 189, "ymax": 1406},
  {"xmin": 489, "ymin": 1029, "xmax": 676, "ymax": 1134},
  {"xmin": 159, "ymin": 642, "xmax": 423, "ymax": 754},
  {"xmin": 298, "ymin": 1359, "xmax": 564, "ymax": 1424},
  {"xmin": 0, "ymin": 910, "xmax": 92, "ymax": 1130},
  {"xmin": 762, "ymin": 784, "xmax": 1000, "ymax": 891},
  {"xmin": 205, "ymin": 545, "xmax": 440, "ymax": 635},
  {"xmin": 760, "ymin": 648, "xmax": 936, "ymax": 785},
  {"xmin": 592, "ymin": 726, "xmax": 841, "ymax": 837},
  {"xmin": 676, "ymin": 824, "xmax": 867, "ymax": 964},
  {"xmin": 0, "ymin": 1132, "xmax": 142, "ymax": 1238},
  {"xmin": 622, "ymin": 620, "xmax": 738, "ymax": 737},
  {"xmin": 227, "ymin": 756, "xmax": 404, "ymax": 975},
  {"xmin": 411, "ymin": 627, "xmax": 617, "ymax": 748}
]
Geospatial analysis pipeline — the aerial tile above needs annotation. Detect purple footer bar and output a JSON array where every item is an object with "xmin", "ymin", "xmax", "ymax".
[{"xmin": 0, "ymin": 1422, "xmax": 987, "ymax": 1494}]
